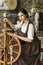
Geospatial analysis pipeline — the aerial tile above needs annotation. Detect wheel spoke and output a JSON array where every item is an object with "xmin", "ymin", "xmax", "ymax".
[
  {"xmin": 13, "ymin": 50, "xmax": 19, "ymax": 54},
  {"xmin": 10, "ymin": 56, "xmax": 14, "ymax": 61},
  {"xmin": 0, "ymin": 53, "xmax": 4, "ymax": 59},
  {"xmin": 9, "ymin": 38, "xmax": 14, "ymax": 44},
  {"xmin": 12, "ymin": 56, "xmax": 14, "ymax": 60},
  {"xmin": 0, "ymin": 33, "xmax": 4, "ymax": 37},
  {"xmin": 8, "ymin": 47, "xmax": 19, "ymax": 54},
  {"xmin": 14, "ymin": 44, "xmax": 18, "ymax": 47}
]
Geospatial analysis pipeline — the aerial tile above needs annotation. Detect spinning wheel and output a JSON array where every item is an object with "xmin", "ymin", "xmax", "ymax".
[{"xmin": 0, "ymin": 22, "xmax": 21, "ymax": 65}]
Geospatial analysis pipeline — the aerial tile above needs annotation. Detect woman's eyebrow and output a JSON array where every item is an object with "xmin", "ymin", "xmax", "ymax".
[{"xmin": 18, "ymin": 16, "xmax": 20, "ymax": 17}]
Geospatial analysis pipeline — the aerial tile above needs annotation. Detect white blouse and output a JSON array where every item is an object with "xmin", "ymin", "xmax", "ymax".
[{"xmin": 14, "ymin": 22, "xmax": 34, "ymax": 39}]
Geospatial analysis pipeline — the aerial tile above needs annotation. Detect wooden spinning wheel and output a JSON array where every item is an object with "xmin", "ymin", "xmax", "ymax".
[{"xmin": 0, "ymin": 22, "xmax": 21, "ymax": 65}]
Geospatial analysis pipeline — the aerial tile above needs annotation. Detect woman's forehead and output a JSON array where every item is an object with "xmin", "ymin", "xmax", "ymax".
[{"xmin": 18, "ymin": 12, "xmax": 24, "ymax": 16}]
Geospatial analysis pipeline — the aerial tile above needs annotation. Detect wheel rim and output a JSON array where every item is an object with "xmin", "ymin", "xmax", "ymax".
[{"xmin": 0, "ymin": 32, "xmax": 21, "ymax": 65}]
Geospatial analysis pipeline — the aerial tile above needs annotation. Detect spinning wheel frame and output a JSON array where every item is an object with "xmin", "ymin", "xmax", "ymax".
[{"xmin": 0, "ymin": 22, "xmax": 21, "ymax": 65}]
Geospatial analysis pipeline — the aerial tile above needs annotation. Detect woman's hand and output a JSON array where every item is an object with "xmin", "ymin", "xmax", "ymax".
[
  {"xmin": 3, "ymin": 18, "xmax": 15, "ymax": 29},
  {"xmin": 13, "ymin": 34, "xmax": 18, "ymax": 37},
  {"xmin": 3, "ymin": 18, "xmax": 9, "ymax": 23}
]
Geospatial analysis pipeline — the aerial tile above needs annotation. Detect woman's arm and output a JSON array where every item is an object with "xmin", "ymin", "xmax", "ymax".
[
  {"xmin": 13, "ymin": 24, "xmax": 34, "ymax": 43},
  {"xmin": 18, "ymin": 35, "xmax": 33, "ymax": 43},
  {"xmin": 3, "ymin": 18, "xmax": 23, "ymax": 30},
  {"xmin": 7, "ymin": 21, "xmax": 15, "ymax": 30},
  {"xmin": 3, "ymin": 18, "xmax": 15, "ymax": 29},
  {"xmin": 14, "ymin": 34, "xmax": 33, "ymax": 43},
  {"xmin": 8, "ymin": 21, "xmax": 23, "ymax": 30}
]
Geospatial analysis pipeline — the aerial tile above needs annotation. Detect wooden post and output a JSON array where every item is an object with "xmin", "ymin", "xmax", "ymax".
[{"xmin": 4, "ymin": 22, "xmax": 8, "ymax": 65}]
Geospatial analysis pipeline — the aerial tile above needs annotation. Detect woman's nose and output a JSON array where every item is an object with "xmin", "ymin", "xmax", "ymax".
[{"xmin": 20, "ymin": 17, "xmax": 22, "ymax": 20}]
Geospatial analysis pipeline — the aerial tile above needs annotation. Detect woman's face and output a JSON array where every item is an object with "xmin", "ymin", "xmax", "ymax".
[{"xmin": 18, "ymin": 12, "xmax": 27, "ymax": 22}]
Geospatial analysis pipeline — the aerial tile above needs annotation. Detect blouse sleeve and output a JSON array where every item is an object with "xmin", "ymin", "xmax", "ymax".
[
  {"xmin": 27, "ymin": 24, "xmax": 34, "ymax": 39},
  {"xmin": 14, "ymin": 21, "xmax": 23, "ymax": 30}
]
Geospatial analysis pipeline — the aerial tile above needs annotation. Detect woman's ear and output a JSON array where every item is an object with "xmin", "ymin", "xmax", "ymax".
[
  {"xmin": 25, "ymin": 14, "xmax": 28, "ymax": 18},
  {"xmin": 25, "ymin": 14, "xmax": 27, "ymax": 18}
]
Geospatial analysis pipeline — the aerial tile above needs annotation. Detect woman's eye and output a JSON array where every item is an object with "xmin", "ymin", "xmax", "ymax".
[
  {"xmin": 21, "ymin": 15, "xmax": 23, "ymax": 16},
  {"xmin": 18, "ymin": 14, "xmax": 24, "ymax": 18}
]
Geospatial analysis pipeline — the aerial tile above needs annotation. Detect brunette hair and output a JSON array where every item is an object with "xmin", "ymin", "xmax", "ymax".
[{"xmin": 18, "ymin": 8, "xmax": 29, "ymax": 18}]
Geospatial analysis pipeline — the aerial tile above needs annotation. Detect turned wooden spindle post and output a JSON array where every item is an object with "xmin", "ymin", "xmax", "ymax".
[{"xmin": 4, "ymin": 22, "xmax": 8, "ymax": 65}]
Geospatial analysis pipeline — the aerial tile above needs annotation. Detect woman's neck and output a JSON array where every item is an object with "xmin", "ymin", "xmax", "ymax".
[{"xmin": 24, "ymin": 18, "xmax": 29, "ymax": 24}]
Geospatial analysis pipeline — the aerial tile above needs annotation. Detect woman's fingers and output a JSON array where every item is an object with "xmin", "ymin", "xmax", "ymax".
[
  {"xmin": 14, "ymin": 34, "xmax": 17, "ymax": 36},
  {"xmin": 3, "ymin": 18, "xmax": 9, "ymax": 23},
  {"xmin": 13, "ymin": 34, "xmax": 18, "ymax": 38}
]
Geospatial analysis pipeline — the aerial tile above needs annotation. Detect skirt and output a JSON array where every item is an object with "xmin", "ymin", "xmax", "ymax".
[{"xmin": 12, "ymin": 38, "xmax": 40, "ymax": 65}]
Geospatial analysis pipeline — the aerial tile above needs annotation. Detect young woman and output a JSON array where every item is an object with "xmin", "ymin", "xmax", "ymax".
[{"xmin": 3, "ymin": 8, "xmax": 40, "ymax": 65}]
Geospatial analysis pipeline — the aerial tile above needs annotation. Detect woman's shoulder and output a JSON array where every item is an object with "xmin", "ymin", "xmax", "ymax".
[
  {"xmin": 28, "ymin": 20, "xmax": 34, "ymax": 30},
  {"xmin": 28, "ymin": 19, "xmax": 34, "ymax": 26},
  {"xmin": 29, "ymin": 20, "xmax": 33, "ymax": 24},
  {"xmin": 29, "ymin": 23, "xmax": 34, "ymax": 29}
]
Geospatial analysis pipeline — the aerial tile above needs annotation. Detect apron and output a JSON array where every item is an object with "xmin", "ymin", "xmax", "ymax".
[{"xmin": 13, "ymin": 21, "xmax": 40, "ymax": 65}]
